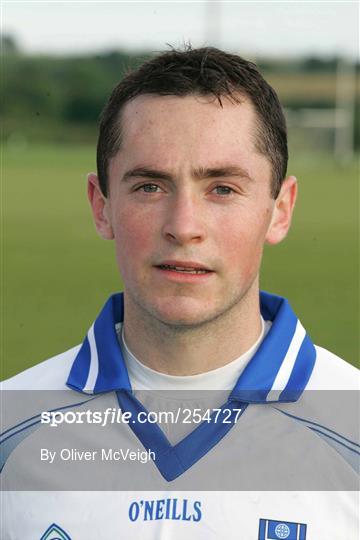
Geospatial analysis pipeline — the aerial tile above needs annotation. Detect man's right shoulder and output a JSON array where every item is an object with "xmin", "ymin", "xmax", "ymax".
[
  {"xmin": 0, "ymin": 346, "xmax": 92, "ymax": 473},
  {"xmin": 0, "ymin": 345, "xmax": 81, "ymax": 390}
]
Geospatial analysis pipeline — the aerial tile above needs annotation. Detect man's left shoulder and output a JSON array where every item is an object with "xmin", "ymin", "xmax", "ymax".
[
  {"xmin": 306, "ymin": 345, "xmax": 359, "ymax": 390},
  {"xmin": 276, "ymin": 345, "xmax": 359, "ymax": 474}
]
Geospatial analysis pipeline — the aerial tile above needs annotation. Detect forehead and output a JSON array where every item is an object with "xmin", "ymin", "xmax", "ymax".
[{"xmin": 111, "ymin": 94, "xmax": 271, "ymax": 178}]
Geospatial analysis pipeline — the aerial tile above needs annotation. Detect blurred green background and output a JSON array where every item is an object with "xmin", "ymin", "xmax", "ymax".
[{"xmin": 1, "ymin": 39, "xmax": 359, "ymax": 379}]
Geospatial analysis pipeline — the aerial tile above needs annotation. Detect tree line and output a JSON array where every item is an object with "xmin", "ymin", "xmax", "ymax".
[{"xmin": 1, "ymin": 35, "xmax": 359, "ymax": 146}]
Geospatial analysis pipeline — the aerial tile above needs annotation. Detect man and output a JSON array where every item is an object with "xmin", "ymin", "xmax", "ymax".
[{"xmin": 1, "ymin": 47, "xmax": 359, "ymax": 539}]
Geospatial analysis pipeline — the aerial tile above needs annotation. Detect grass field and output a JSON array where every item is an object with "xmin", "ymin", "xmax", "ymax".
[{"xmin": 1, "ymin": 143, "xmax": 358, "ymax": 379}]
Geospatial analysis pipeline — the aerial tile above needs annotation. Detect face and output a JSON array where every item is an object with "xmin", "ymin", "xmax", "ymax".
[{"xmin": 89, "ymin": 94, "xmax": 296, "ymax": 328}]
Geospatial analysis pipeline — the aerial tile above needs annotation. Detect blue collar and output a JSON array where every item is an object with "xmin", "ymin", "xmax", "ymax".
[{"xmin": 66, "ymin": 291, "xmax": 316, "ymax": 403}]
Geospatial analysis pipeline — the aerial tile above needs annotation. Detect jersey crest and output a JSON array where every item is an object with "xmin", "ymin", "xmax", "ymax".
[
  {"xmin": 40, "ymin": 523, "xmax": 72, "ymax": 540},
  {"xmin": 259, "ymin": 518, "xmax": 307, "ymax": 539}
]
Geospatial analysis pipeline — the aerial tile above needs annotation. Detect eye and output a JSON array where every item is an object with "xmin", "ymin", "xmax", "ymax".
[
  {"xmin": 136, "ymin": 183, "xmax": 162, "ymax": 193},
  {"xmin": 212, "ymin": 185, "xmax": 234, "ymax": 196}
]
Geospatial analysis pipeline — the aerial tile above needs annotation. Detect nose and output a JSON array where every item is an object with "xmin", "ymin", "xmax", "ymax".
[{"xmin": 161, "ymin": 192, "xmax": 207, "ymax": 245}]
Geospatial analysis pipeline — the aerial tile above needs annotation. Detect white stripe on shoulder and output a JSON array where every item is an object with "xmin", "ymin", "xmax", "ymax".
[
  {"xmin": 83, "ymin": 323, "xmax": 99, "ymax": 393},
  {"xmin": 307, "ymin": 346, "xmax": 359, "ymax": 390},
  {"xmin": 0, "ymin": 345, "xmax": 80, "ymax": 390},
  {"xmin": 266, "ymin": 320, "xmax": 306, "ymax": 401}
]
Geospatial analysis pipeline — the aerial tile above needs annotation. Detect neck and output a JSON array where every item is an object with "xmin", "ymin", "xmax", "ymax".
[{"xmin": 122, "ymin": 285, "xmax": 262, "ymax": 376}]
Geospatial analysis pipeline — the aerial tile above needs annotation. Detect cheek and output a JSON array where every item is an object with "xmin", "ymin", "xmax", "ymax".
[
  {"xmin": 112, "ymin": 209, "xmax": 158, "ymax": 272},
  {"xmin": 219, "ymin": 210, "xmax": 271, "ymax": 272},
  {"xmin": 224, "ymin": 232, "xmax": 263, "ymax": 264}
]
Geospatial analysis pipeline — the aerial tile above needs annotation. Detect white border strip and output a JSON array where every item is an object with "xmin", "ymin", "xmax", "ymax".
[
  {"xmin": 83, "ymin": 323, "xmax": 99, "ymax": 393},
  {"xmin": 266, "ymin": 320, "xmax": 306, "ymax": 402}
]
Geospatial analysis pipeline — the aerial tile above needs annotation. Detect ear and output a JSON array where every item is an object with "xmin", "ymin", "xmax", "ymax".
[
  {"xmin": 87, "ymin": 173, "xmax": 114, "ymax": 240},
  {"xmin": 265, "ymin": 176, "xmax": 297, "ymax": 245}
]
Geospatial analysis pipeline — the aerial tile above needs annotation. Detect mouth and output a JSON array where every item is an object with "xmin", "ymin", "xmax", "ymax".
[
  {"xmin": 157, "ymin": 264, "xmax": 211, "ymax": 275},
  {"xmin": 154, "ymin": 261, "xmax": 214, "ymax": 275}
]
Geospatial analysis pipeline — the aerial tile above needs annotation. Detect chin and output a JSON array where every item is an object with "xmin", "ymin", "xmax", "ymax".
[{"xmin": 150, "ymin": 298, "xmax": 218, "ymax": 328}]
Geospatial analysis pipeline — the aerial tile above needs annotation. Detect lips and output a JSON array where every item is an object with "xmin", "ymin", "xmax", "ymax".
[{"xmin": 155, "ymin": 261, "xmax": 213, "ymax": 274}]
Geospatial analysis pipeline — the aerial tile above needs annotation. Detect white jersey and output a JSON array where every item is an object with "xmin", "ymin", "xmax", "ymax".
[{"xmin": 1, "ymin": 292, "xmax": 359, "ymax": 540}]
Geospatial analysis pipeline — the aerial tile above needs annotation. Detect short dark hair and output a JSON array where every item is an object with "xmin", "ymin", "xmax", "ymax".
[{"xmin": 97, "ymin": 46, "xmax": 288, "ymax": 198}]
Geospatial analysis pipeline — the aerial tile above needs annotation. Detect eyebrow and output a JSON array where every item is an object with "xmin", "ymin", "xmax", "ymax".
[
  {"xmin": 194, "ymin": 166, "xmax": 252, "ymax": 181},
  {"xmin": 122, "ymin": 165, "xmax": 253, "ymax": 182},
  {"xmin": 122, "ymin": 167, "xmax": 173, "ymax": 182}
]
